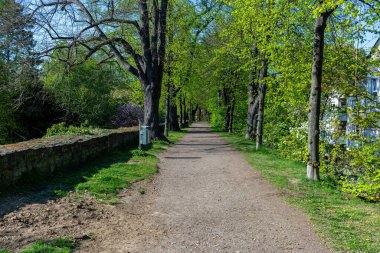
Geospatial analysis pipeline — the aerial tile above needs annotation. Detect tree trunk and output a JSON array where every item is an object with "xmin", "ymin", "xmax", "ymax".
[
  {"xmin": 223, "ymin": 86, "xmax": 231, "ymax": 132},
  {"xmin": 246, "ymin": 97, "xmax": 259, "ymax": 139},
  {"xmin": 164, "ymin": 83, "xmax": 170, "ymax": 136},
  {"xmin": 229, "ymin": 97, "xmax": 235, "ymax": 133},
  {"xmin": 192, "ymin": 105, "xmax": 198, "ymax": 122},
  {"xmin": 256, "ymin": 57, "xmax": 268, "ymax": 150},
  {"xmin": 189, "ymin": 102, "xmax": 193, "ymax": 125},
  {"xmin": 246, "ymin": 69, "xmax": 260, "ymax": 139},
  {"xmin": 143, "ymin": 84, "xmax": 161, "ymax": 140},
  {"xmin": 169, "ymin": 103, "xmax": 180, "ymax": 131},
  {"xmin": 184, "ymin": 97, "xmax": 188, "ymax": 126},
  {"xmin": 307, "ymin": 10, "xmax": 331, "ymax": 180},
  {"xmin": 179, "ymin": 96, "xmax": 183, "ymax": 128}
]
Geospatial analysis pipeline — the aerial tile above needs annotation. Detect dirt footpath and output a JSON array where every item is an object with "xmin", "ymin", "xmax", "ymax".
[{"xmin": 0, "ymin": 122, "xmax": 330, "ymax": 252}]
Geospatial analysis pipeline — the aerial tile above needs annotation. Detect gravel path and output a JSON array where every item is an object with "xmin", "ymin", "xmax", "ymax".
[
  {"xmin": 0, "ymin": 122, "xmax": 331, "ymax": 252},
  {"xmin": 120, "ymin": 122, "xmax": 330, "ymax": 253}
]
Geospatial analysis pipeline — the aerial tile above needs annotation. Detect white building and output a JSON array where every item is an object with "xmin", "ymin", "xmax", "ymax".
[{"xmin": 322, "ymin": 38, "xmax": 380, "ymax": 146}]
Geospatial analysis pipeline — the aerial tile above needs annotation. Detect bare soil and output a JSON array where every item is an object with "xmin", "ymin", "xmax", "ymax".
[{"xmin": 0, "ymin": 123, "xmax": 330, "ymax": 252}]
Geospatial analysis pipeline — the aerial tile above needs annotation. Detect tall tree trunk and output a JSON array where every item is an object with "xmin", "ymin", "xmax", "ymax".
[
  {"xmin": 246, "ymin": 45, "xmax": 259, "ymax": 139},
  {"xmin": 307, "ymin": 8, "xmax": 333, "ymax": 180},
  {"xmin": 192, "ymin": 105, "xmax": 198, "ymax": 122},
  {"xmin": 144, "ymin": 84, "xmax": 161, "ymax": 140},
  {"xmin": 164, "ymin": 83, "xmax": 170, "ymax": 136},
  {"xmin": 169, "ymin": 103, "xmax": 180, "ymax": 131},
  {"xmin": 189, "ymin": 102, "xmax": 193, "ymax": 125},
  {"xmin": 179, "ymin": 96, "xmax": 183, "ymax": 128},
  {"xmin": 247, "ymin": 97, "xmax": 259, "ymax": 139},
  {"xmin": 223, "ymin": 85, "xmax": 231, "ymax": 132},
  {"xmin": 229, "ymin": 97, "xmax": 235, "ymax": 133},
  {"xmin": 184, "ymin": 97, "xmax": 188, "ymax": 125},
  {"xmin": 256, "ymin": 57, "xmax": 268, "ymax": 150},
  {"xmin": 246, "ymin": 70, "xmax": 260, "ymax": 139}
]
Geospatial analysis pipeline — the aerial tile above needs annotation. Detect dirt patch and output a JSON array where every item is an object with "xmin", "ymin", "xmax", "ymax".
[{"xmin": 0, "ymin": 180, "xmax": 151, "ymax": 252}]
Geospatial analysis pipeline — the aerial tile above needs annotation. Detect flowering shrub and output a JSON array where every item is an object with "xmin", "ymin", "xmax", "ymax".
[{"xmin": 111, "ymin": 104, "xmax": 144, "ymax": 128}]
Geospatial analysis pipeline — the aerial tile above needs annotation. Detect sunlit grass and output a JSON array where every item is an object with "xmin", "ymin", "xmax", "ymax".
[
  {"xmin": 53, "ymin": 130, "xmax": 187, "ymax": 202},
  {"xmin": 19, "ymin": 237, "xmax": 75, "ymax": 253}
]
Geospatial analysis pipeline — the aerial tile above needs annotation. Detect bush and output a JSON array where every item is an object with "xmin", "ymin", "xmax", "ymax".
[
  {"xmin": 325, "ymin": 137, "xmax": 380, "ymax": 202},
  {"xmin": 111, "ymin": 104, "xmax": 143, "ymax": 128},
  {"xmin": 45, "ymin": 122, "xmax": 104, "ymax": 137}
]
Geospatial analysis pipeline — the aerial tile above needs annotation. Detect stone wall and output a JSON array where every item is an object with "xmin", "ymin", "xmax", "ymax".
[{"xmin": 0, "ymin": 127, "xmax": 139, "ymax": 188}]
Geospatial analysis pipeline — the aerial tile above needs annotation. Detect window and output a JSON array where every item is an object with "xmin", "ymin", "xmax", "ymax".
[{"xmin": 371, "ymin": 79, "xmax": 377, "ymax": 93}]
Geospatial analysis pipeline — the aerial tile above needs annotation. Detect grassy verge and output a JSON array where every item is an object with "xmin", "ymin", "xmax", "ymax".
[
  {"xmin": 219, "ymin": 132, "xmax": 380, "ymax": 253},
  {"xmin": 51, "ymin": 130, "xmax": 187, "ymax": 203}
]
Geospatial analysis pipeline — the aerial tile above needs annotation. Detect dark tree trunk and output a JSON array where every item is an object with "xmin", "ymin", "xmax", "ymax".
[
  {"xmin": 184, "ymin": 98, "xmax": 188, "ymax": 125},
  {"xmin": 307, "ymin": 7, "xmax": 333, "ymax": 180},
  {"xmin": 179, "ymin": 96, "xmax": 183, "ymax": 128},
  {"xmin": 144, "ymin": 84, "xmax": 161, "ymax": 140},
  {"xmin": 192, "ymin": 105, "xmax": 198, "ymax": 122},
  {"xmin": 223, "ymin": 87, "xmax": 231, "ymax": 132},
  {"xmin": 229, "ymin": 97, "xmax": 235, "ymax": 133},
  {"xmin": 169, "ymin": 103, "xmax": 180, "ymax": 131},
  {"xmin": 256, "ymin": 57, "xmax": 268, "ymax": 150},
  {"xmin": 189, "ymin": 102, "xmax": 193, "ymax": 125},
  {"xmin": 164, "ymin": 83, "xmax": 170, "ymax": 136}
]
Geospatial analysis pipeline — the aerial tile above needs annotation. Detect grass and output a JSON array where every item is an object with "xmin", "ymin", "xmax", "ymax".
[
  {"xmin": 17, "ymin": 237, "xmax": 75, "ymax": 253},
  {"xmin": 219, "ymin": 132, "xmax": 380, "ymax": 253},
  {"xmin": 52, "ymin": 130, "xmax": 186, "ymax": 203}
]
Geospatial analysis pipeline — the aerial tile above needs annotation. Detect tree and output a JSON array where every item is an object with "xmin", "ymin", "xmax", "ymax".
[
  {"xmin": 306, "ymin": 0, "xmax": 380, "ymax": 180},
  {"xmin": 307, "ymin": 2, "xmax": 337, "ymax": 180},
  {"xmin": 0, "ymin": 0, "xmax": 62, "ymax": 143},
  {"xmin": 32, "ymin": 0, "xmax": 169, "ymax": 139}
]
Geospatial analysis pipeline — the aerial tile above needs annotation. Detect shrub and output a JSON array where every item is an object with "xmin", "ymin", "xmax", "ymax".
[
  {"xmin": 111, "ymin": 104, "xmax": 144, "ymax": 128},
  {"xmin": 325, "ymin": 137, "xmax": 380, "ymax": 202},
  {"xmin": 45, "ymin": 122, "xmax": 103, "ymax": 137}
]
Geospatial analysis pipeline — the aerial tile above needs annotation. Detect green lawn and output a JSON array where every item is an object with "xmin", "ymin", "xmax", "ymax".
[{"xmin": 220, "ymin": 132, "xmax": 380, "ymax": 253}]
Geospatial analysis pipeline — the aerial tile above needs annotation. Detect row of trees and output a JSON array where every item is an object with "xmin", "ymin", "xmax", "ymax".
[
  {"xmin": 2, "ymin": 0, "xmax": 380, "ymax": 199},
  {"xmin": 183, "ymin": 0, "xmax": 380, "ymax": 200}
]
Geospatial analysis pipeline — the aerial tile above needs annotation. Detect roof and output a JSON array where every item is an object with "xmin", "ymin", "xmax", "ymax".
[{"xmin": 369, "ymin": 37, "xmax": 380, "ymax": 58}]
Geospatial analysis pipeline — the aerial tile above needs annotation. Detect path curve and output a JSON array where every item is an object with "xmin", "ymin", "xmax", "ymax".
[{"xmin": 114, "ymin": 122, "xmax": 330, "ymax": 253}]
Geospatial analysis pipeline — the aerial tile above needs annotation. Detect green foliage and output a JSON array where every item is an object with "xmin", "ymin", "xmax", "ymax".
[
  {"xmin": 324, "ymin": 138, "xmax": 380, "ymax": 202},
  {"xmin": 44, "ymin": 122, "xmax": 104, "ymax": 137},
  {"xmin": 0, "ymin": 88, "xmax": 17, "ymax": 144},
  {"xmin": 19, "ymin": 237, "xmax": 75, "ymax": 253},
  {"xmin": 43, "ymin": 58, "xmax": 123, "ymax": 127}
]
